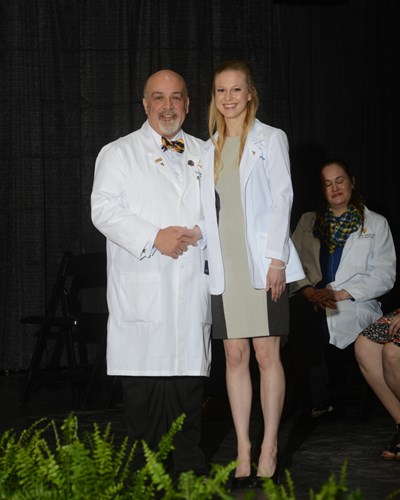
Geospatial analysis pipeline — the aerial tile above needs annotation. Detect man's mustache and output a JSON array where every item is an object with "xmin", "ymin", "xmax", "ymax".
[{"xmin": 158, "ymin": 109, "xmax": 178, "ymax": 118}]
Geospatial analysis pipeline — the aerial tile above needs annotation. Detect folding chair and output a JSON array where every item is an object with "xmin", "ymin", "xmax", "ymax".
[{"xmin": 20, "ymin": 251, "xmax": 110, "ymax": 408}]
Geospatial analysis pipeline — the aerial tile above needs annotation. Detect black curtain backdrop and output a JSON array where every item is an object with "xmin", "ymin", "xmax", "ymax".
[{"xmin": 1, "ymin": 0, "xmax": 397, "ymax": 371}]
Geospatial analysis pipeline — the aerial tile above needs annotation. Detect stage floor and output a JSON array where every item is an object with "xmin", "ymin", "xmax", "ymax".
[{"xmin": 0, "ymin": 371, "xmax": 399, "ymax": 499}]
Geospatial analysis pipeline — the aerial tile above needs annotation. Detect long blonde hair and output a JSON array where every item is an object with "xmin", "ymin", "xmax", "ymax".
[{"xmin": 208, "ymin": 60, "xmax": 259, "ymax": 182}]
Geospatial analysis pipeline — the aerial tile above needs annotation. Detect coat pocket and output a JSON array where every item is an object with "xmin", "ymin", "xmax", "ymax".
[
  {"xmin": 349, "ymin": 235, "xmax": 374, "ymax": 270},
  {"xmin": 119, "ymin": 272, "xmax": 161, "ymax": 322}
]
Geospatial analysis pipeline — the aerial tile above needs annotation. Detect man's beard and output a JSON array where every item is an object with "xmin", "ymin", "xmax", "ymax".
[{"xmin": 158, "ymin": 110, "xmax": 180, "ymax": 136}]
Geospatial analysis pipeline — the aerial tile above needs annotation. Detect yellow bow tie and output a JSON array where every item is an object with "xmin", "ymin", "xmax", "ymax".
[{"xmin": 161, "ymin": 136, "xmax": 184, "ymax": 154}]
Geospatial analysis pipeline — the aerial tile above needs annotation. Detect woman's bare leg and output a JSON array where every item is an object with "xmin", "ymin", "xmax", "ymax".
[
  {"xmin": 355, "ymin": 336, "xmax": 400, "ymax": 423},
  {"xmin": 382, "ymin": 342, "xmax": 400, "ymax": 400},
  {"xmin": 224, "ymin": 338, "xmax": 252, "ymax": 477},
  {"xmin": 253, "ymin": 336, "xmax": 284, "ymax": 477}
]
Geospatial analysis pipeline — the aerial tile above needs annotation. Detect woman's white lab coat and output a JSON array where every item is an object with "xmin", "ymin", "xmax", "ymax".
[
  {"xmin": 200, "ymin": 118, "xmax": 304, "ymax": 295},
  {"xmin": 291, "ymin": 208, "xmax": 396, "ymax": 348},
  {"xmin": 91, "ymin": 121, "xmax": 211, "ymax": 376}
]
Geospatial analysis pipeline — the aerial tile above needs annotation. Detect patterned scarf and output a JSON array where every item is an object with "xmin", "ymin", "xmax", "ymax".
[{"xmin": 313, "ymin": 204, "xmax": 363, "ymax": 254}]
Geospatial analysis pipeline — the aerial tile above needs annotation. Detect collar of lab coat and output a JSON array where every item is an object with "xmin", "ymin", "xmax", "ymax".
[
  {"xmin": 202, "ymin": 119, "xmax": 265, "ymax": 188},
  {"xmin": 142, "ymin": 120, "xmax": 202, "ymax": 189}
]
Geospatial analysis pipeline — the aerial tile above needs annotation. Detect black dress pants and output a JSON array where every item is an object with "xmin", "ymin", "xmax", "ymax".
[
  {"xmin": 288, "ymin": 294, "xmax": 356, "ymax": 411},
  {"xmin": 121, "ymin": 376, "xmax": 207, "ymax": 474},
  {"xmin": 288, "ymin": 294, "xmax": 332, "ymax": 410}
]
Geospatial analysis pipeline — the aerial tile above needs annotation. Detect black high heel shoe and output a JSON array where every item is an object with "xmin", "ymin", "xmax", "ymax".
[
  {"xmin": 250, "ymin": 462, "xmax": 280, "ymax": 488},
  {"xmin": 231, "ymin": 475, "xmax": 253, "ymax": 489}
]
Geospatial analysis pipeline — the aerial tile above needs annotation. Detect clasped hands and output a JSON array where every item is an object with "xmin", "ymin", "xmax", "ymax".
[
  {"xmin": 154, "ymin": 225, "xmax": 202, "ymax": 259},
  {"xmin": 302, "ymin": 286, "xmax": 351, "ymax": 311}
]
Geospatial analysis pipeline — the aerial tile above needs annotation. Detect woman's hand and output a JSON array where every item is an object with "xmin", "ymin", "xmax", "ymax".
[
  {"xmin": 154, "ymin": 226, "xmax": 189, "ymax": 258},
  {"xmin": 266, "ymin": 260, "xmax": 286, "ymax": 302},
  {"xmin": 180, "ymin": 225, "xmax": 202, "ymax": 246},
  {"xmin": 302, "ymin": 286, "xmax": 337, "ymax": 311},
  {"xmin": 388, "ymin": 313, "xmax": 400, "ymax": 335},
  {"xmin": 304, "ymin": 287, "xmax": 351, "ymax": 311}
]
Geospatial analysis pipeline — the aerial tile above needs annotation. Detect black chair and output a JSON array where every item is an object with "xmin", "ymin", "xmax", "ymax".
[{"xmin": 20, "ymin": 251, "xmax": 110, "ymax": 408}]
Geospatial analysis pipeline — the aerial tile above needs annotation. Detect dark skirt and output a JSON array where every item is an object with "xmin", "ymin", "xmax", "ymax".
[{"xmin": 211, "ymin": 288, "xmax": 289, "ymax": 340}]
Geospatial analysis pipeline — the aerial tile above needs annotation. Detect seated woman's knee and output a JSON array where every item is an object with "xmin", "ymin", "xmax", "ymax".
[
  {"xmin": 382, "ymin": 342, "xmax": 400, "ymax": 372},
  {"xmin": 354, "ymin": 335, "xmax": 368, "ymax": 365}
]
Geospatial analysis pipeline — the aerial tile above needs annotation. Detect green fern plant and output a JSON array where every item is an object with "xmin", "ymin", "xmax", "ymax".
[
  {"xmin": 0, "ymin": 413, "xmax": 235, "ymax": 500},
  {"xmin": 0, "ymin": 414, "xmax": 137, "ymax": 500},
  {"xmin": 126, "ymin": 414, "xmax": 235, "ymax": 499},
  {"xmin": 0, "ymin": 413, "xmax": 398, "ymax": 500},
  {"xmin": 250, "ymin": 462, "xmax": 364, "ymax": 500}
]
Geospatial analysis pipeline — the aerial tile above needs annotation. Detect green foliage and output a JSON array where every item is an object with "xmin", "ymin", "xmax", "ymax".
[
  {"xmin": 239, "ymin": 462, "xmax": 363, "ymax": 500},
  {"xmin": 387, "ymin": 488, "xmax": 400, "ymax": 500},
  {"xmin": 125, "ymin": 414, "xmax": 235, "ymax": 499},
  {"xmin": 0, "ymin": 414, "xmax": 398, "ymax": 500},
  {"xmin": 252, "ymin": 462, "xmax": 365, "ymax": 500},
  {"xmin": 0, "ymin": 413, "xmax": 234, "ymax": 500},
  {"xmin": 0, "ymin": 414, "xmax": 137, "ymax": 500}
]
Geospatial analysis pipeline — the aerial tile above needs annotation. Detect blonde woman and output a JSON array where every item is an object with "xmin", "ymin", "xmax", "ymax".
[{"xmin": 198, "ymin": 60, "xmax": 304, "ymax": 488}]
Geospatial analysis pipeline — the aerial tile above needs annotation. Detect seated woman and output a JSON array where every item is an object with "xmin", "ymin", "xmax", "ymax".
[
  {"xmin": 355, "ymin": 308, "xmax": 400, "ymax": 459},
  {"xmin": 289, "ymin": 159, "xmax": 396, "ymax": 417}
]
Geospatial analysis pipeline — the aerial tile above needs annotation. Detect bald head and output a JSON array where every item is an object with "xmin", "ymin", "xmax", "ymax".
[{"xmin": 143, "ymin": 70, "xmax": 188, "ymax": 99}]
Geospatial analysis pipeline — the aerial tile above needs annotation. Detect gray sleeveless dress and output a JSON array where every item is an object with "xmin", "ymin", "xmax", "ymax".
[{"xmin": 211, "ymin": 137, "xmax": 289, "ymax": 340}]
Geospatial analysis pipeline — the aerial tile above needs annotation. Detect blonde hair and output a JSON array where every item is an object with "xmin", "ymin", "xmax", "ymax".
[{"xmin": 208, "ymin": 60, "xmax": 259, "ymax": 182}]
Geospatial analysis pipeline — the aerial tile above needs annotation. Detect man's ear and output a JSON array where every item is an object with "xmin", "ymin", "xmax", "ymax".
[
  {"xmin": 185, "ymin": 97, "xmax": 190, "ymax": 114},
  {"xmin": 143, "ymin": 98, "xmax": 148, "ymax": 115}
]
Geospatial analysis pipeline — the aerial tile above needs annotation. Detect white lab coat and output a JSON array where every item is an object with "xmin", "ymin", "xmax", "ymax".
[
  {"xmin": 91, "ymin": 121, "xmax": 212, "ymax": 376},
  {"xmin": 291, "ymin": 208, "xmax": 396, "ymax": 348},
  {"xmin": 199, "ymin": 118, "xmax": 305, "ymax": 294}
]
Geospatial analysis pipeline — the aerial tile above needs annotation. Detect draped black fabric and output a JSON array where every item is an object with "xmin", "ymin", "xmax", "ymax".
[{"xmin": 0, "ymin": 0, "xmax": 397, "ymax": 371}]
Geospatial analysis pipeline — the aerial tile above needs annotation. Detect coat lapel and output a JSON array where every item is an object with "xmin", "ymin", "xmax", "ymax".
[
  {"xmin": 150, "ymin": 150, "xmax": 193, "ymax": 194},
  {"xmin": 149, "ymin": 151, "xmax": 178, "ymax": 184},
  {"xmin": 180, "ymin": 132, "xmax": 202, "ymax": 196},
  {"xmin": 239, "ymin": 125, "xmax": 265, "ymax": 183},
  {"xmin": 238, "ymin": 125, "xmax": 264, "ymax": 208},
  {"xmin": 181, "ymin": 151, "xmax": 201, "ymax": 195}
]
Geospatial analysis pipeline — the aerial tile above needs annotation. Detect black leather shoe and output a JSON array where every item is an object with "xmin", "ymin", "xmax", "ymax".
[{"xmin": 231, "ymin": 475, "xmax": 253, "ymax": 489}]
